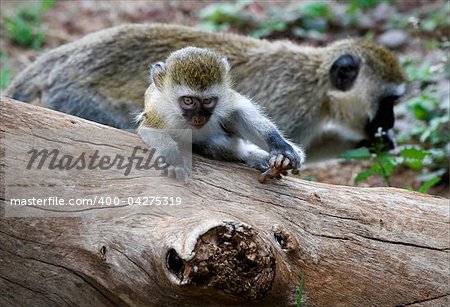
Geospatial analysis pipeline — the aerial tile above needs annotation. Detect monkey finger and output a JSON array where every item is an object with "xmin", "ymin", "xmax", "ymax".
[
  {"xmin": 167, "ymin": 166, "xmax": 176, "ymax": 178},
  {"xmin": 261, "ymin": 168, "xmax": 273, "ymax": 177},
  {"xmin": 159, "ymin": 168, "xmax": 168, "ymax": 177},
  {"xmin": 269, "ymin": 167, "xmax": 281, "ymax": 177},
  {"xmin": 272, "ymin": 168, "xmax": 287, "ymax": 179},
  {"xmin": 275, "ymin": 154, "xmax": 284, "ymax": 168},
  {"xmin": 282, "ymin": 158, "xmax": 291, "ymax": 169},
  {"xmin": 268, "ymin": 156, "xmax": 276, "ymax": 168},
  {"xmin": 291, "ymin": 168, "xmax": 300, "ymax": 175},
  {"xmin": 259, "ymin": 168, "xmax": 274, "ymax": 183},
  {"xmin": 175, "ymin": 167, "xmax": 185, "ymax": 181}
]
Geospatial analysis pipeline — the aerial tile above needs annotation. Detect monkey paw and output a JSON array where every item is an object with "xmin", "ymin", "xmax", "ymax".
[
  {"xmin": 258, "ymin": 149, "xmax": 303, "ymax": 183},
  {"xmin": 160, "ymin": 164, "xmax": 191, "ymax": 184}
]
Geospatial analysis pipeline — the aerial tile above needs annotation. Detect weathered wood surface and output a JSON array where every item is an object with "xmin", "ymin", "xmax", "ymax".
[{"xmin": 1, "ymin": 97, "xmax": 449, "ymax": 306}]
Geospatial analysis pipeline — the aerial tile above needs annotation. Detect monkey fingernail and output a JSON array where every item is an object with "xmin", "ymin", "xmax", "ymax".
[
  {"xmin": 268, "ymin": 156, "xmax": 276, "ymax": 167},
  {"xmin": 275, "ymin": 154, "xmax": 283, "ymax": 167},
  {"xmin": 282, "ymin": 158, "xmax": 290, "ymax": 168}
]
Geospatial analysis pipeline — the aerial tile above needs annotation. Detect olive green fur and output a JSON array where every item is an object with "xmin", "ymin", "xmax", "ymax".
[
  {"xmin": 164, "ymin": 47, "xmax": 227, "ymax": 91},
  {"xmin": 144, "ymin": 104, "xmax": 166, "ymax": 129}
]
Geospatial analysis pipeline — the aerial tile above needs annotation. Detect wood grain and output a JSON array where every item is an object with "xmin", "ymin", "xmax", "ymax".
[{"xmin": 1, "ymin": 97, "xmax": 448, "ymax": 306}]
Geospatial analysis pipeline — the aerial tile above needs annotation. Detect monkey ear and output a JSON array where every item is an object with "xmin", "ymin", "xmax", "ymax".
[
  {"xmin": 330, "ymin": 54, "xmax": 360, "ymax": 91},
  {"xmin": 221, "ymin": 57, "xmax": 230, "ymax": 73},
  {"xmin": 150, "ymin": 62, "xmax": 167, "ymax": 91}
]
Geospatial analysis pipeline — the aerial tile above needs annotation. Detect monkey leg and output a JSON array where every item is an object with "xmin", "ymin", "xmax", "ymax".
[{"xmin": 42, "ymin": 87, "xmax": 138, "ymax": 129}]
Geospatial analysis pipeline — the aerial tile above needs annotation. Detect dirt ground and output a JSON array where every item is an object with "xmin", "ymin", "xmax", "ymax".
[{"xmin": 1, "ymin": 0, "xmax": 448, "ymax": 198}]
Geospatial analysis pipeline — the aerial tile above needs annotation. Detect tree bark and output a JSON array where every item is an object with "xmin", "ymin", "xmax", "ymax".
[{"xmin": 1, "ymin": 97, "xmax": 449, "ymax": 306}]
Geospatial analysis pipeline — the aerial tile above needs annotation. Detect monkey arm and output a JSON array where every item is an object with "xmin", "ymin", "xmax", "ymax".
[
  {"xmin": 137, "ymin": 127, "xmax": 191, "ymax": 181},
  {"xmin": 221, "ymin": 94, "xmax": 305, "ymax": 172}
]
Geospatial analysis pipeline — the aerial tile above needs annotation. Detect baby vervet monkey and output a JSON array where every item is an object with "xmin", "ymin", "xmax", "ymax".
[{"xmin": 136, "ymin": 47, "xmax": 304, "ymax": 183}]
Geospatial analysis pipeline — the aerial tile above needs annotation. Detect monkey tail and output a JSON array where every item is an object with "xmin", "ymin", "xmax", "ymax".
[{"xmin": 4, "ymin": 65, "xmax": 43, "ymax": 103}]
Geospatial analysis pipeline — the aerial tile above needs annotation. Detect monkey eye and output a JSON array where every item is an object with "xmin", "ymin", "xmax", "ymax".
[
  {"xmin": 182, "ymin": 96, "xmax": 193, "ymax": 105},
  {"xmin": 330, "ymin": 54, "xmax": 360, "ymax": 91},
  {"xmin": 203, "ymin": 97, "xmax": 217, "ymax": 106}
]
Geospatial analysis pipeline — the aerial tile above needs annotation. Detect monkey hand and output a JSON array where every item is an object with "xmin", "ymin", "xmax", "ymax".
[
  {"xmin": 158, "ymin": 148, "xmax": 191, "ymax": 183},
  {"xmin": 259, "ymin": 145, "xmax": 304, "ymax": 183},
  {"xmin": 160, "ymin": 163, "xmax": 191, "ymax": 184}
]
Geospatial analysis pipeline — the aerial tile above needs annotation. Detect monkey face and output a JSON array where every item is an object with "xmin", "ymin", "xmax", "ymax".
[
  {"xmin": 329, "ymin": 51, "xmax": 405, "ymax": 151},
  {"xmin": 179, "ymin": 96, "xmax": 218, "ymax": 129},
  {"xmin": 362, "ymin": 92, "xmax": 403, "ymax": 150}
]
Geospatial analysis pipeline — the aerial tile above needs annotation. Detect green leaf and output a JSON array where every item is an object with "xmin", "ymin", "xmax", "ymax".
[
  {"xmin": 409, "ymin": 103, "xmax": 430, "ymax": 121},
  {"xmin": 415, "ymin": 169, "xmax": 447, "ymax": 182},
  {"xmin": 341, "ymin": 147, "xmax": 371, "ymax": 160},
  {"xmin": 422, "ymin": 18, "xmax": 437, "ymax": 32},
  {"xmin": 377, "ymin": 154, "xmax": 398, "ymax": 176},
  {"xmin": 1, "ymin": 67, "xmax": 10, "ymax": 89},
  {"xmin": 355, "ymin": 169, "xmax": 375, "ymax": 184},
  {"xmin": 418, "ymin": 177, "xmax": 441, "ymax": 193},
  {"xmin": 403, "ymin": 159, "xmax": 424, "ymax": 170},
  {"xmin": 400, "ymin": 147, "xmax": 429, "ymax": 160},
  {"xmin": 41, "ymin": 0, "xmax": 56, "ymax": 11},
  {"xmin": 400, "ymin": 147, "xmax": 430, "ymax": 170},
  {"xmin": 299, "ymin": 3, "xmax": 331, "ymax": 19},
  {"xmin": 303, "ymin": 176, "xmax": 314, "ymax": 181}
]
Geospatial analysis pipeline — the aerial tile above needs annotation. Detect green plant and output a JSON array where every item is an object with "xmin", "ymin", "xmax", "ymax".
[
  {"xmin": 398, "ymin": 59, "xmax": 449, "ymax": 192},
  {"xmin": 3, "ymin": 0, "xmax": 55, "ymax": 49},
  {"xmin": 342, "ymin": 57, "xmax": 449, "ymax": 193},
  {"xmin": 341, "ymin": 141, "xmax": 443, "ymax": 193},
  {"xmin": 1, "ymin": 51, "xmax": 11, "ymax": 89},
  {"xmin": 387, "ymin": 1, "xmax": 450, "ymax": 39},
  {"xmin": 345, "ymin": 0, "xmax": 392, "ymax": 13},
  {"xmin": 341, "ymin": 137, "xmax": 397, "ymax": 187},
  {"xmin": 198, "ymin": 1, "xmax": 332, "ymax": 39},
  {"xmin": 419, "ymin": 3, "xmax": 450, "ymax": 33},
  {"xmin": 198, "ymin": 0, "xmax": 254, "ymax": 32}
]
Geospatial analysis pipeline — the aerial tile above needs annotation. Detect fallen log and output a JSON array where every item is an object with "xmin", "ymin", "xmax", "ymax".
[{"xmin": 1, "ymin": 97, "xmax": 448, "ymax": 306}]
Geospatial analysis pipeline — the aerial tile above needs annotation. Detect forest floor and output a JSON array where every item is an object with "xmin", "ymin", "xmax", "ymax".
[{"xmin": 1, "ymin": 0, "xmax": 448, "ymax": 197}]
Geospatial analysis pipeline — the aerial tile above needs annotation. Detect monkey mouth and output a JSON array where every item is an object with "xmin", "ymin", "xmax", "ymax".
[
  {"xmin": 191, "ymin": 123, "xmax": 206, "ymax": 129},
  {"xmin": 378, "ymin": 129, "xmax": 396, "ymax": 150},
  {"xmin": 357, "ymin": 129, "xmax": 396, "ymax": 151},
  {"xmin": 191, "ymin": 117, "xmax": 207, "ymax": 129}
]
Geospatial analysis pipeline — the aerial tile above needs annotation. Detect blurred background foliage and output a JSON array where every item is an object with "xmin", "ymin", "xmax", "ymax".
[{"xmin": 1, "ymin": 0, "xmax": 448, "ymax": 196}]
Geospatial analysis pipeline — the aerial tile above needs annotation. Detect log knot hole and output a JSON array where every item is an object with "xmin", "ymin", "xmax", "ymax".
[
  {"xmin": 166, "ymin": 222, "xmax": 276, "ymax": 301},
  {"xmin": 272, "ymin": 224, "xmax": 298, "ymax": 252}
]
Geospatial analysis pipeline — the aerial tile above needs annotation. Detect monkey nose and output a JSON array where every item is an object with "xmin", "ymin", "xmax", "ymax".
[{"xmin": 191, "ymin": 116, "xmax": 206, "ymax": 129}]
